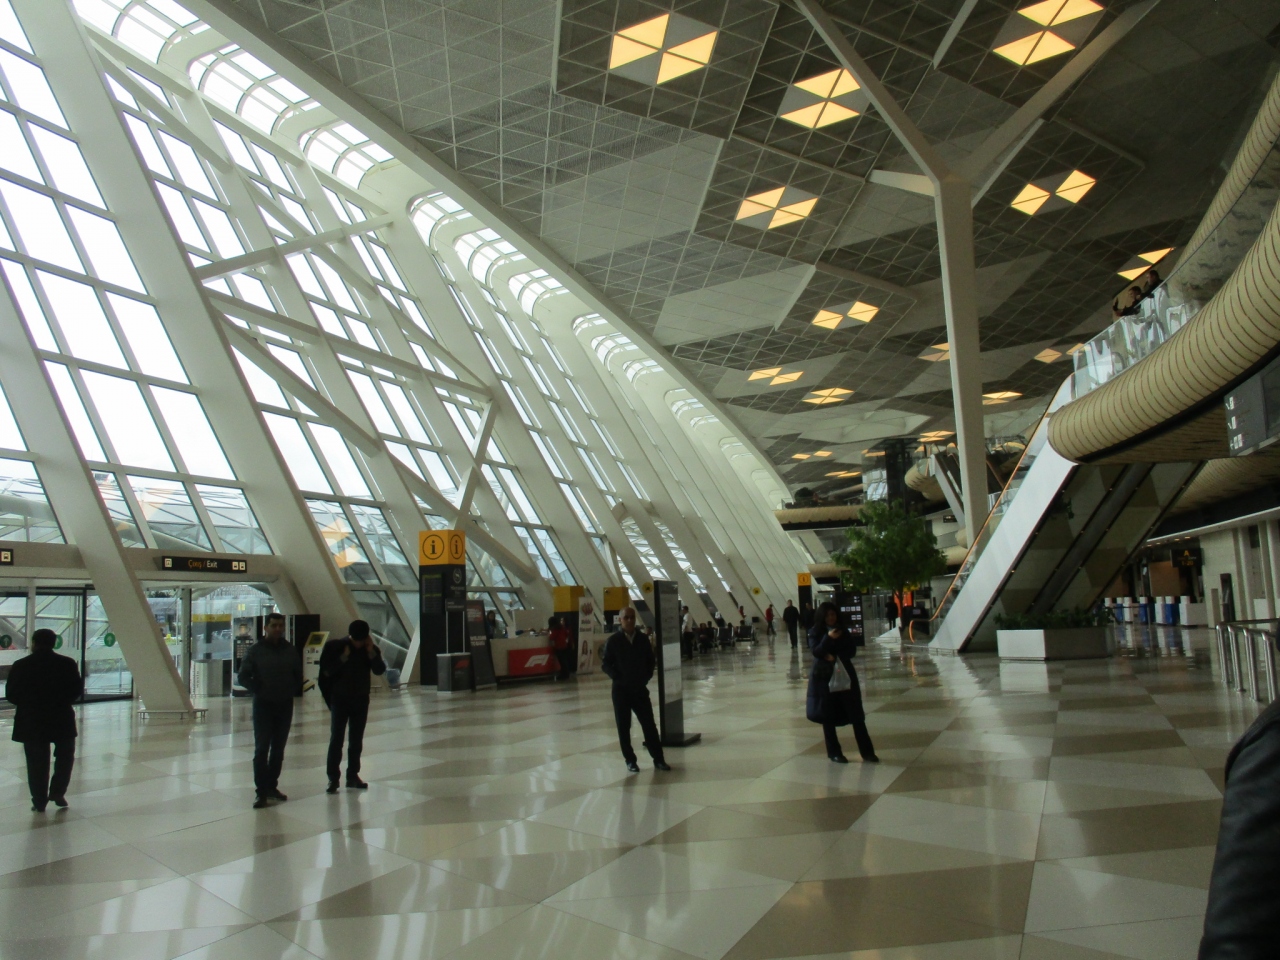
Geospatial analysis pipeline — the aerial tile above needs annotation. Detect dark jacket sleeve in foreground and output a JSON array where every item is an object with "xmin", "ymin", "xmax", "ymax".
[{"xmin": 1199, "ymin": 700, "xmax": 1280, "ymax": 959}]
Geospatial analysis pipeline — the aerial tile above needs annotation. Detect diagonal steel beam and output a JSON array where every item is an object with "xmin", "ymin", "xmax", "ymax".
[{"xmin": 957, "ymin": 0, "xmax": 1161, "ymax": 182}]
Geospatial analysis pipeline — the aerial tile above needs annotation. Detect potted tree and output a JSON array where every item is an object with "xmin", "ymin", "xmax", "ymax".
[
  {"xmin": 993, "ymin": 608, "xmax": 1114, "ymax": 660},
  {"xmin": 833, "ymin": 500, "xmax": 947, "ymax": 639}
]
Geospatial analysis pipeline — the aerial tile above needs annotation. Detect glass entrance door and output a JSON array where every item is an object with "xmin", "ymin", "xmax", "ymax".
[{"xmin": 0, "ymin": 590, "xmax": 29, "ymax": 699}]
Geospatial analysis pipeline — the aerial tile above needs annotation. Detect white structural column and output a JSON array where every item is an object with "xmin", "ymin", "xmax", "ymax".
[
  {"xmin": 27, "ymin": 0, "xmax": 358, "ymax": 632},
  {"xmin": 797, "ymin": 0, "xmax": 1160, "ymax": 541},
  {"xmin": 0, "ymin": 284, "xmax": 191, "ymax": 712},
  {"xmin": 934, "ymin": 176, "xmax": 988, "ymax": 528}
]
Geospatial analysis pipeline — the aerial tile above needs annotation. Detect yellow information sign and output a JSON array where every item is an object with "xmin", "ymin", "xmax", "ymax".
[
  {"xmin": 419, "ymin": 529, "xmax": 466, "ymax": 566},
  {"xmin": 797, "ymin": 572, "xmax": 812, "ymax": 587}
]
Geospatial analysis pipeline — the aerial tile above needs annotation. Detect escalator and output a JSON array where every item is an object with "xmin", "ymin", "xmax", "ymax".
[
  {"xmin": 930, "ymin": 380, "xmax": 1198, "ymax": 651},
  {"xmin": 928, "ymin": 95, "xmax": 1280, "ymax": 651}
]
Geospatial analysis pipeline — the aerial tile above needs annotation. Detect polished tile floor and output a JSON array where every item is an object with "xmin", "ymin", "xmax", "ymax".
[{"xmin": 0, "ymin": 626, "xmax": 1262, "ymax": 960}]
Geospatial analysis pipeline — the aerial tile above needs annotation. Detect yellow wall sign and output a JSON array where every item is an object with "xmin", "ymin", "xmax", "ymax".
[
  {"xmin": 797, "ymin": 572, "xmax": 812, "ymax": 587},
  {"xmin": 602, "ymin": 586, "xmax": 631, "ymax": 610},
  {"xmin": 419, "ymin": 529, "xmax": 466, "ymax": 566}
]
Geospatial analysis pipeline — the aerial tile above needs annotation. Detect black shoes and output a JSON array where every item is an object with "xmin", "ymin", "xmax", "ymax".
[
  {"xmin": 271, "ymin": 789, "xmax": 288, "ymax": 802},
  {"xmin": 654, "ymin": 760, "xmax": 672, "ymax": 771},
  {"xmin": 346, "ymin": 777, "xmax": 368, "ymax": 789},
  {"xmin": 252, "ymin": 795, "xmax": 270, "ymax": 809},
  {"xmin": 51, "ymin": 796, "xmax": 68, "ymax": 808},
  {"xmin": 862, "ymin": 754, "xmax": 881, "ymax": 763},
  {"xmin": 830, "ymin": 755, "xmax": 849, "ymax": 764},
  {"xmin": 31, "ymin": 802, "xmax": 46, "ymax": 813},
  {"xmin": 326, "ymin": 780, "xmax": 339, "ymax": 794},
  {"xmin": 626, "ymin": 761, "xmax": 641, "ymax": 773}
]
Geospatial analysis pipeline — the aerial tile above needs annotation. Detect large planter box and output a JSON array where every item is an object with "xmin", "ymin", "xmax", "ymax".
[{"xmin": 997, "ymin": 628, "xmax": 1111, "ymax": 661}]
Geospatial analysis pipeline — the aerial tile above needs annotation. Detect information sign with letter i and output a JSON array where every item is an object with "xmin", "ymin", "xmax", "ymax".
[{"xmin": 652, "ymin": 579, "xmax": 699, "ymax": 747}]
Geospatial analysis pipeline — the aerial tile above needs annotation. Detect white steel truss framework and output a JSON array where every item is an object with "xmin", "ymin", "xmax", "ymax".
[{"xmin": 0, "ymin": 0, "xmax": 807, "ymax": 708}]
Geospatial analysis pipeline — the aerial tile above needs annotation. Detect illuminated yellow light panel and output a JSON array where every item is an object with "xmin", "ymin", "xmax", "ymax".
[
  {"xmin": 812, "ymin": 301, "xmax": 879, "ymax": 329},
  {"xmin": 1118, "ymin": 247, "xmax": 1174, "ymax": 280},
  {"xmin": 826, "ymin": 470, "xmax": 861, "ymax": 478},
  {"xmin": 781, "ymin": 68, "xmax": 862, "ymax": 129},
  {"xmin": 794, "ymin": 450, "xmax": 834, "ymax": 459},
  {"xmin": 983, "ymin": 391, "xmax": 1023, "ymax": 405},
  {"xmin": 609, "ymin": 14, "xmax": 717, "ymax": 85},
  {"xmin": 1035, "ymin": 348, "xmax": 1063, "ymax": 363},
  {"xmin": 748, "ymin": 366, "xmax": 804, "ymax": 385},
  {"xmin": 803, "ymin": 387, "xmax": 853, "ymax": 405},
  {"xmin": 993, "ymin": 0, "xmax": 1102, "ymax": 65},
  {"xmin": 735, "ymin": 187, "xmax": 818, "ymax": 229},
  {"xmin": 1011, "ymin": 169, "xmax": 1095, "ymax": 215},
  {"xmin": 920, "ymin": 342, "xmax": 950, "ymax": 362},
  {"xmin": 920, "ymin": 431, "xmax": 954, "ymax": 443}
]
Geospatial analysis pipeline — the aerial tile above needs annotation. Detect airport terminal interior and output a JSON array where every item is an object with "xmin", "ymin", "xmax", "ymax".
[{"xmin": 1, "ymin": 0, "xmax": 1280, "ymax": 957}]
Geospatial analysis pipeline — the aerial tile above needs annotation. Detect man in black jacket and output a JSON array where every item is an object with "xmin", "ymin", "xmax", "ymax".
[
  {"xmin": 5, "ymin": 628, "xmax": 83, "ymax": 812},
  {"xmin": 320, "ymin": 619, "xmax": 385, "ymax": 793},
  {"xmin": 237, "ymin": 612, "xmax": 302, "ymax": 808},
  {"xmin": 1198, "ymin": 696, "xmax": 1280, "ymax": 958},
  {"xmin": 783, "ymin": 600, "xmax": 800, "ymax": 648},
  {"xmin": 600, "ymin": 607, "xmax": 670, "ymax": 773}
]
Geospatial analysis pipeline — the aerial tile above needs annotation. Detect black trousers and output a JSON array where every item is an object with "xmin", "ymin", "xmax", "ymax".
[
  {"xmin": 24, "ymin": 739, "xmax": 74, "ymax": 808},
  {"xmin": 327, "ymin": 696, "xmax": 370, "ymax": 781},
  {"xmin": 612, "ymin": 684, "xmax": 664, "ymax": 764},
  {"xmin": 555, "ymin": 649, "xmax": 572, "ymax": 680},
  {"xmin": 786, "ymin": 622, "xmax": 798, "ymax": 647},
  {"xmin": 252, "ymin": 697, "xmax": 293, "ymax": 796},
  {"xmin": 823, "ymin": 720, "xmax": 875, "ymax": 760}
]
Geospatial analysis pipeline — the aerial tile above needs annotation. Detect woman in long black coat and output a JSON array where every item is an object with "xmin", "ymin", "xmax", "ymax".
[{"xmin": 806, "ymin": 601, "xmax": 878, "ymax": 763}]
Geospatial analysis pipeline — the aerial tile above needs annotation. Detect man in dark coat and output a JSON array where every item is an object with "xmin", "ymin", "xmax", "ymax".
[
  {"xmin": 237, "ymin": 612, "xmax": 302, "ymax": 808},
  {"xmin": 5, "ymin": 628, "xmax": 83, "ymax": 812},
  {"xmin": 320, "ymin": 619, "xmax": 385, "ymax": 793},
  {"xmin": 1198, "ymin": 697, "xmax": 1280, "ymax": 958},
  {"xmin": 600, "ymin": 606, "xmax": 670, "ymax": 773},
  {"xmin": 783, "ymin": 600, "xmax": 800, "ymax": 648}
]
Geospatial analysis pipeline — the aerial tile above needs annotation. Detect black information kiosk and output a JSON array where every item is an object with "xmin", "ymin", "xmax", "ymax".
[
  {"xmin": 465, "ymin": 600, "xmax": 497, "ymax": 689},
  {"xmin": 653, "ymin": 579, "xmax": 700, "ymax": 747}
]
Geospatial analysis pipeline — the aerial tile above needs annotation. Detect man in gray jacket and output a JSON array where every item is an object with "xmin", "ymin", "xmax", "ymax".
[{"xmin": 237, "ymin": 612, "xmax": 302, "ymax": 808}]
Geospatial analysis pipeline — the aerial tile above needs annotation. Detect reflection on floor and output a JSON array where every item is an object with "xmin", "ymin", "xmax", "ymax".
[{"xmin": 0, "ymin": 626, "xmax": 1260, "ymax": 960}]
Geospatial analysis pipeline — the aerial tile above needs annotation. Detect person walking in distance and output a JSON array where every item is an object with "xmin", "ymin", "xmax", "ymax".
[
  {"xmin": 783, "ymin": 600, "xmax": 800, "ymax": 649},
  {"xmin": 5, "ymin": 628, "xmax": 82, "ymax": 812},
  {"xmin": 601, "ymin": 606, "xmax": 671, "ymax": 773},
  {"xmin": 806, "ymin": 601, "xmax": 878, "ymax": 764},
  {"xmin": 885, "ymin": 596, "xmax": 899, "ymax": 630},
  {"xmin": 237, "ymin": 612, "xmax": 302, "ymax": 808},
  {"xmin": 681, "ymin": 605, "xmax": 696, "ymax": 660},
  {"xmin": 320, "ymin": 620, "xmax": 385, "ymax": 793},
  {"xmin": 765, "ymin": 604, "xmax": 776, "ymax": 639},
  {"xmin": 547, "ymin": 615, "xmax": 572, "ymax": 681}
]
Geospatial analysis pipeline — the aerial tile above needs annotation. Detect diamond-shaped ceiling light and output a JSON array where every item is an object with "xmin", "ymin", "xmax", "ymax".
[
  {"xmin": 609, "ymin": 13, "xmax": 718, "ymax": 86},
  {"xmin": 1010, "ymin": 169, "xmax": 1095, "ymax": 215},
  {"xmin": 1117, "ymin": 247, "xmax": 1174, "ymax": 280},
  {"xmin": 1035, "ymin": 347, "xmax": 1064, "ymax": 363},
  {"xmin": 748, "ymin": 365, "xmax": 804, "ymax": 385},
  {"xmin": 919, "ymin": 430, "xmax": 954, "ymax": 443},
  {"xmin": 983, "ymin": 390, "xmax": 1023, "ymax": 405},
  {"xmin": 812, "ymin": 301, "xmax": 879, "ymax": 330},
  {"xmin": 778, "ymin": 68, "xmax": 868, "ymax": 129},
  {"xmin": 735, "ymin": 186, "xmax": 818, "ymax": 230},
  {"xmin": 992, "ymin": 0, "xmax": 1104, "ymax": 66},
  {"xmin": 919, "ymin": 343, "xmax": 950, "ymax": 362},
  {"xmin": 803, "ymin": 387, "xmax": 853, "ymax": 405}
]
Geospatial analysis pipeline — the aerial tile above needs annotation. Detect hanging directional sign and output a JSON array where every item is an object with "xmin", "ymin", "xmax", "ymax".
[{"xmin": 160, "ymin": 556, "xmax": 247, "ymax": 573}]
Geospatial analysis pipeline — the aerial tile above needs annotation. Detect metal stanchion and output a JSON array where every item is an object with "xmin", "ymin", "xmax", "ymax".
[
  {"xmin": 1229, "ymin": 626, "xmax": 1245, "ymax": 693},
  {"xmin": 1215, "ymin": 625, "xmax": 1231, "ymax": 685},
  {"xmin": 1246, "ymin": 630, "xmax": 1261, "ymax": 701}
]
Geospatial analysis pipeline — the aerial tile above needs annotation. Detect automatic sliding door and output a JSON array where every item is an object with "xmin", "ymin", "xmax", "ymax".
[{"xmin": 83, "ymin": 591, "xmax": 133, "ymax": 700}]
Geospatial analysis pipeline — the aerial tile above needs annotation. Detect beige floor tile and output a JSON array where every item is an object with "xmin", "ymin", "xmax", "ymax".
[
  {"xmin": 801, "ymin": 831, "xmax": 1021, "ymax": 880},
  {"xmin": 444, "ymin": 902, "xmax": 704, "ymax": 959},
  {"xmin": 169, "ymin": 923, "xmax": 321, "ymax": 960},
  {"xmin": 1034, "ymin": 799, "xmax": 1221, "ymax": 859},
  {"xmin": 1022, "ymin": 863, "xmax": 1207, "ymax": 933},
  {"xmin": 849, "ymin": 795, "xmax": 1042, "ymax": 860},
  {"xmin": 269, "ymin": 905, "xmax": 531, "ymax": 960},
  {"xmin": 652, "ymin": 831, "xmax": 845, "ymax": 882},
  {"xmin": 550, "ymin": 884, "xmax": 792, "ymax": 960},
  {"xmin": 431, "ymin": 847, "xmax": 630, "ymax": 901},
  {"xmin": 548, "ymin": 846, "xmax": 783, "ymax": 901},
  {"xmin": 529, "ymin": 789, "xmax": 704, "ymax": 845},
  {"xmin": 0, "ymin": 926, "xmax": 249, "ymax": 960},
  {"xmin": 1049, "ymin": 846, "xmax": 1216, "ymax": 890},
  {"xmin": 1033, "ymin": 915, "xmax": 1205, "ymax": 959}
]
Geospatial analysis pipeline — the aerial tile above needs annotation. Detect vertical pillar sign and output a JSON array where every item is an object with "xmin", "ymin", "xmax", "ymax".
[
  {"xmin": 419, "ymin": 530, "xmax": 467, "ymax": 686},
  {"xmin": 652, "ymin": 579, "xmax": 700, "ymax": 747},
  {"xmin": 797, "ymin": 572, "xmax": 813, "ymax": 619}
]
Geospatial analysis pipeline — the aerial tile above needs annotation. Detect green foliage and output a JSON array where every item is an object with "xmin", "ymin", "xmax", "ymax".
[
  {"xmin": 994, "ymin": 607, "xmax": 1114, "ymax": 630},
  {"xmin": 832, "ymin": 500, "xmax": 947, "ymax": 599}
]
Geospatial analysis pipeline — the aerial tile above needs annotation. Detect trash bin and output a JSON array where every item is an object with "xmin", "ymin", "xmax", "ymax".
[{"xmin": 436, "ymin": 652, "xmax": 473, "ymax": 692}]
